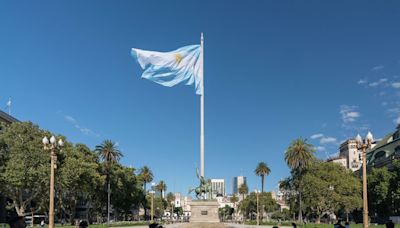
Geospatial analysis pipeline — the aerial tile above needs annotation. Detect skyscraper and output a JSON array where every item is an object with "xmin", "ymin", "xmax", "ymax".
[{"xmin": 232, "ymin": 176, "xmax": 247, "ymax": 195}]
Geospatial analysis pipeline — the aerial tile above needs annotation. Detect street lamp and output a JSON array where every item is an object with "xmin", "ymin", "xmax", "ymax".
[
  {"xmin": 254, "ymin": 189, "xmax": 259, "ymax": 226},
  {"xmin": 150, "ymin": 182, "xmax": 156, "ymax": 223},
  {"xmin": 42, "ymin": 136, "xmax": 63, "ymax": 228},
  {"xmin": 356, "ymin": 131, "xmax": 373, "ymax": 228}
]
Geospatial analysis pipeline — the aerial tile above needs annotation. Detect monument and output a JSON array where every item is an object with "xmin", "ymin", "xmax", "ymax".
[{"xmin": 188, "ymin": 169, "xmax": 220, "ymax": 223}]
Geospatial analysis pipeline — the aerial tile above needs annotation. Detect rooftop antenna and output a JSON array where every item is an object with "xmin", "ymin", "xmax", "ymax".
[{"xmin": 5, "ymin": 97, "xmax": 11, "ymax": 115}]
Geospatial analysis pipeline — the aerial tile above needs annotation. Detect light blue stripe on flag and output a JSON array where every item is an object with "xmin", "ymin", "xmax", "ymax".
[{"xmin": 131, "ymin": 45, "xmax": 203, "ymax": 95}]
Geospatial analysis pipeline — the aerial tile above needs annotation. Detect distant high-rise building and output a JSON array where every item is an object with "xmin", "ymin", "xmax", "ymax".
[
  {"xmin": 232, "ymin": 176, "xmax": 246, "ymax": 195},
  {"xmin": 210, "ymin": 179, "xmax": 225, "ymax": 199}
]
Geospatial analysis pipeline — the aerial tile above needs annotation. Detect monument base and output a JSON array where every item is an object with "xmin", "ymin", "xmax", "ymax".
[{"xmin": 189, "ymin": 200, "xmax": 220, "ymax": 223}]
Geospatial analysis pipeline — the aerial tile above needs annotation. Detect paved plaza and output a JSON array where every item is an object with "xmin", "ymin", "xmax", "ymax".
[{"xmin": 118, "ymin": 224, "xmax": 292, "ymax": 228}]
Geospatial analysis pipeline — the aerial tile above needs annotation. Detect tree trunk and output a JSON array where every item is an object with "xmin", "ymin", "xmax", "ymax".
[
  {"xmin": 298, "ymin": 192, "xmax": 303, "ymax": 223},
  {"xmin": 107, "ymin": 178, "xmax": 111, "ymax": 226},
  {"xmin": 261, "ymin": 175, "xmax": 264, "ymax": 193},
  {"xmin": 32, "ymin": 211, "xmax": 34, "ymax": 227},
  {"xmin": 316, "ymin": 215, "xmax": 321, "ymax": 224}
]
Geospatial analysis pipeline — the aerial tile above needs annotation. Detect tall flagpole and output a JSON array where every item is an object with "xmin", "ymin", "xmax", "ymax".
[{"xmin": 200, "ymin": 32, "xmax": 205, "ymax": 177}]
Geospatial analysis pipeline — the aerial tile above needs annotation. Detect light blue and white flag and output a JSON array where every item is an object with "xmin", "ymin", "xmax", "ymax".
[{"xmin": 131, "ymin": 44, "xmax": 203, "ymax": 95}]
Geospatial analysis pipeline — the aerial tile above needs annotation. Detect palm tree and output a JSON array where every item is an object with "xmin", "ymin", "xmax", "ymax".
[
  {"xmin": 284, "ymin": 138, "xmax": 315, "ymax": 223},
  {"xmin": 230, "ymin": 194, "xmax": 239, "ymax": 215},
  {"xmin": 95, "ymin": 139, "xmax": 122, "ymax": 226},
  {"xmin": 166, "ymin": 192, "xmax": 175, "ymax": 218},
  {"xmin": 238, "ymin": 183, "xmax": 248, "ymax": 201},
  {"xmin": 156, "ymin": 180, "xmax": 167, "ymax": 199},
  {"xmin": 255, "ymin": 162, "xmax": 271, "ymax": 193},
  {"xmin": 138, "ymin": 166, "xmax": 153, "ymax": 220},
  {"xmin": 139, "ymin": 166, "xmax": 154, "ymax": 192}
]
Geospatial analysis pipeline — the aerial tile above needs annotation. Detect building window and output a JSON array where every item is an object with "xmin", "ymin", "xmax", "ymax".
[
  {"xmin": 394, "ymin": 132, "xmax": 399, "ymax": 140},
  {"xmin": 374, "ymin": 151, "xmax": 386, "ymax": 162},
  {"xmin": 395, "ymin": 146, "xmax": 400, "ymax": 157}
]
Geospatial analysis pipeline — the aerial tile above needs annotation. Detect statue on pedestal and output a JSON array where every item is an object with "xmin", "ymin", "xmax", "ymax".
[{"xmin": 189, "ymin": 168, "xmax": 211, "ymax": 200}]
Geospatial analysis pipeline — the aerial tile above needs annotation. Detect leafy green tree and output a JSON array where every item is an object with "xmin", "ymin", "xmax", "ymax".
[
  {"xmin": 284, "ymin": 138, "xmax": 315, "ymax": 222},
  {"xmin": 57, "ymin": 143, "xmax": 101, "ymax": 223},
  {"xmin": 173, "ymin": 206, "xmax": 183, "ymax": 217},
  {"xmin": 0, "ymin": 122, "xmax": 49, "ymax": 216},
  {"xmin": 368, "ymin": 166, "xmax": 393, "ymax": 217},
  {"xmin": 219, "ymin": 205, "xmax": 234, "ymax": 221},
  {"xmin": 390, "ymin": 160, "xmax": 400, "ymax": 215},
  {"xmin": 166, "ymin": 192, "xmax": 175, "ymax": 204},
  {"xmin": 151, "ymin": 197, "xmax": 167, "ymax": 219},
  {"xmin": 166, "ymin": 192, "xmax": 175, "ymax": 213},
  {"xmin": 301, "ymin": 161, "xmax": 361, "ymax": 223},
  {"xmin": 95, "ymin": 140, "xmax": 122, "ymax": 223},
  {"xmin": 255, "ymin": 162, "xmax": 271, "ymax": 193},
  {"xmin": 110, "ymin": 165, "xmax": 140, "ymax": 220},
  {"xmin": 230, "ymin": 195, "xmax": 239, "ymax": 208},
  {"xmin": 238, "ymin": 191, "xmax": 275, "ymax": 220},
  {"xmin": 271, "ymin": 208, "xmax": 291, "ymax": 221}
]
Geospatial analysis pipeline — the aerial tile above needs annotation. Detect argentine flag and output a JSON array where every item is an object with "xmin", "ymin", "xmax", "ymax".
[{"xmin": 131, "ymin": 45, "xmax": 203, "ymax": 95}]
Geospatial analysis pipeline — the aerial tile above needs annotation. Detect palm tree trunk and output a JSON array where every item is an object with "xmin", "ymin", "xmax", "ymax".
[
  {"xmin": 144, "ymin": 182, "xmax": 147, "ymax": 220},
  {"xmin": 107, "ymin": 174, "xmax": 111, "ymax": 227},
  {"xmin": 298, "ymin": 191, "xmax": 302, "ymax": 223},
  {"xmin": 261, "ymin": 175, "xmax": 264, "ymax": 193}
]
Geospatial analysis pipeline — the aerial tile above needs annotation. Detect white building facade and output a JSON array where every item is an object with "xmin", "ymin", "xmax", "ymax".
[
  {"xmin": 339, "ymin": 139, "xmax": 361, "ymax": 171},
  {"xmin": 211, "ymin": 179, "xmax": 225, "ymax": 199}
]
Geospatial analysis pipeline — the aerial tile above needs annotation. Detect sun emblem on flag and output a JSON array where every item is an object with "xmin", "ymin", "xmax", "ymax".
[{"xmin": 175, "ymin": 53, "xmax": 183, "ymax": 64}]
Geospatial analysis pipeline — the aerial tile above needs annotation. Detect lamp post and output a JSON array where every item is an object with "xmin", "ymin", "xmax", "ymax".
[
  {"xmin": 255, "ymin": 189, "xmax": 259, "ymax": 226},
  {"xmin": 356, "ymin": 131, "xmax": 373, "ymax": 228},
  {"xmin": 42, "ymin": 136, "xmax": 63, "ymax": 228},
  {"xmin": 150, "ymin": 182, "xmax": 156, "ymax": 223}
]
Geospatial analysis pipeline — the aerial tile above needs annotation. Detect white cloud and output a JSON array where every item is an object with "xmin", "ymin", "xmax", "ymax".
[
  {"xmin": 63, "ymin": 114, "xmax": 99, "ymax": 137},
  {"xmin": 358, "ymin": 79, "xmax": 367, "ymax": 84},
  {"xmin": 310, "ymin": 133, "xmax": 324, "ymax": 139},
  {"xmin": 387, "ymin": 107, "xmax": 400, "ymax": 115},
  {"xmin": 64, "ymin": 115, "xmax": 77, "ymax": 124},
  {"xmin": 320, "ymin": 137, "xmax": 337, "ymax": 144},
  {"xmin": 346, "ymin": 112, "xmax": 360, "ymax": 118},
  {"xmin": 392, "ymin": 82, "xmax": 400, "ymax": 88},
  {"xmin": 371, "ymin": 65, "xmax": 384, "ymax": 71},
  {"xmin": 340, "ymin": 105, "xmax": 360, "ymax": 123},
  {"xmin": 316, "ymin": 146, "xmax": 326, "ymax": 151},
  {"xmin": 368, "ymin": 78, "xmax": 388, "ymax": 87}
]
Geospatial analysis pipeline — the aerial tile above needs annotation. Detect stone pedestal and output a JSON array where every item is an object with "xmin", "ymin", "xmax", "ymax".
[{"xmin": 189, "ymin": 200, "xmax": 220, "ymax": 223}]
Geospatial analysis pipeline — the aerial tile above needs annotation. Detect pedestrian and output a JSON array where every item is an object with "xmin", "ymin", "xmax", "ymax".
[
  {"xmin": 79, "ymin": 220, "xmax": 88, "ymax": 228},
  {"xmin": 386, "ymin": 220, "xmax": 395, "ymax": 228},
  {"xmin": 334, "ymin": 220, "xmax": 345, "ymax": 228},
  {"xmin": 345, "ymin": 222, "xmax": 349, "ymax": 228},
  {"xmin": 40, "ymin": 220, "xmax": 45, "ymax": 228},
  {"xmin": 292, "ymin": 222, "xmax": 297, "ymax": 228},
  {"xmin": 8, "ymin": 216, "xmax": 27, "ymax": 228}
]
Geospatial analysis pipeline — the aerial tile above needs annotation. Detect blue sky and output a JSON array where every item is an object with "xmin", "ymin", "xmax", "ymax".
[{"xmin": 1, "ymin": 1, "xmax": 400, "ymax": 196}]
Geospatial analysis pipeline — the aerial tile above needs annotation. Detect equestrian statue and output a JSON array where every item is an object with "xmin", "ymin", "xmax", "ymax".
[{"xmin": 189, "ymin": 168, "xmax": 211, "ymax": 200}]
